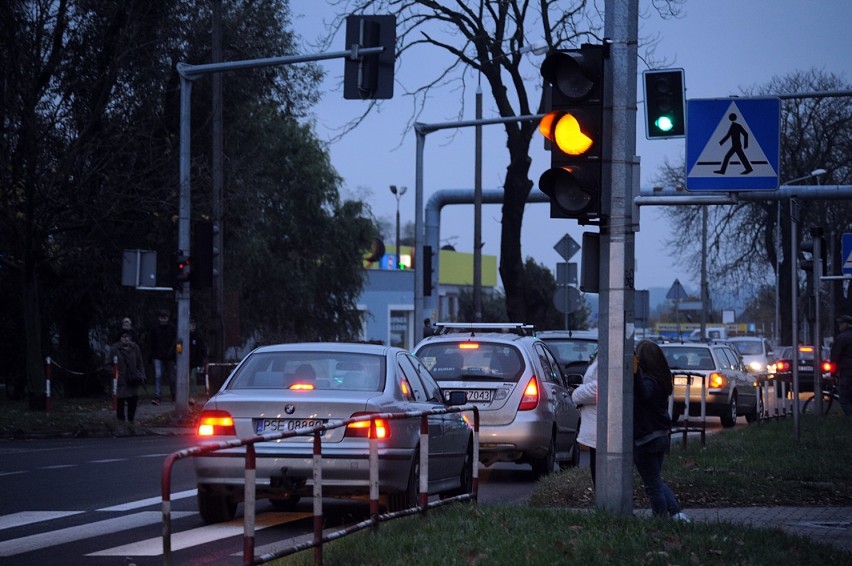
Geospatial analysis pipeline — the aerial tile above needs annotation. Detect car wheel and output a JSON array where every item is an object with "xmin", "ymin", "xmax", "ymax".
[
  {"xmin": 720, "ymin": 394, "xmax": 738, "ymax": 428},
  {"xmin": 560, "ymin": 439, "xmax": 581, "ymax": 470},
  {"xmin": 531, "ymin": 435, "xmax": 556, "ymax": 479},
  {"xmin": 269, "ymin": 494, "xmax": 301, "ymax": 511},
  {"xmin": 745, "ymin": 393, "xmax": 763, "ymax": 424},
  {"xmin": 388, "ymin": 453, "xmax": 419, "ymax": 512},
  {"xmin": 197, "ymin": 486, "xmax": 237, "ymax": 524},
  {"xmin": 442, "ymin": 441, "xmax": 474, "ymax": 499}
]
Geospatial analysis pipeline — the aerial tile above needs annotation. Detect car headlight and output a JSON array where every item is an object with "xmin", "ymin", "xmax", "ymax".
[{"xmin": 748, "ymin": 361, "xmax": 764, "ymax": 372}]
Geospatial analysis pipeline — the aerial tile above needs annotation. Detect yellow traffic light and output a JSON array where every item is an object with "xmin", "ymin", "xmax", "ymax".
[{"xmin": 539, "ymin": 111, "xmax": 594, "ymax": 156}]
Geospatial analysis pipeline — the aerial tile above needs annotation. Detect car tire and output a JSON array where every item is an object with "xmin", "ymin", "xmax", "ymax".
[
  {"xmin": 269, "ymin": 494, "xmax": 301, "ymax": 511},
  {"xmin": 197, "ymin": 486, "xmax": 237, "ymax": 524},
  {"xmin": 720, "ymin": 394, "xmax": 738, "ymax": 428},
  {"xmin": 388, "ymin": 453, "xmax": 419, "ymax": 512},
  {"xmin": 560, "ymin": 439, "xmax": 581, "ymax": 470},
  {"xmin": 442, "ymin": 440, "xmax": 474, "ymax": 499},
  {"xmin": 745, "ymin": 393, "xmax": 763, "ymax": 424},
  {"xmin": 531, "ymin": 435, "xmax": 556, "ymax": 479}
]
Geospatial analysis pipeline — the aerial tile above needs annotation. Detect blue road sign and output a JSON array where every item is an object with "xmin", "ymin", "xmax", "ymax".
[
  {"xmin": 686, "ymin": 97, "xmax": 780, "ymax": 191},
  {"xmin": 842, "ymin": 233, "xmax": 852, "ymax": 275}
]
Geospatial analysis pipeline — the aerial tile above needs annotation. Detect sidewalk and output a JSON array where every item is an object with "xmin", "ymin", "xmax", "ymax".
[{"xmin": 683, "ymin": 506, "xmax": 852, "ymax": 555}]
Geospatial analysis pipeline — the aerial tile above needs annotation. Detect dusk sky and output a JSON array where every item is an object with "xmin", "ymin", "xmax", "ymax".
[{"xmin": 295, "ymin": 0, "xmax": 851, "ymax": 295}]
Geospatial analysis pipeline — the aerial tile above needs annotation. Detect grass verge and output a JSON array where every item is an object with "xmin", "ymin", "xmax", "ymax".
[{"xmin": 281, "ymin": 417, "xmax": 852, "ymax": 565}]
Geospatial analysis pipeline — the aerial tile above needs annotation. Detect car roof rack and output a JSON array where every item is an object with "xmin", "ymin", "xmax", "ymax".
[{"xmin": 433, "ymin": 322, "xmax": 536, "ymax": 337}]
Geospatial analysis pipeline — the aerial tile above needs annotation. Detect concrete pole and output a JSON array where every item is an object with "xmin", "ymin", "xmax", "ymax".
[
  {"xmin": 474, "ymin": 86, "xmax": 483, "ymax": 321},
  {"xmin": 176, "ymin": 76, "xmax": 193, "ymax": 421},
  {"xmin": 596, "ymin": 0, "xmax": 639, "ymax": 515}
]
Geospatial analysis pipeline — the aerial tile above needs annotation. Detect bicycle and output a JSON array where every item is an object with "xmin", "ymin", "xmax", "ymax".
[{"xmin": 801, "ymin": 378, "xmax": 844, "ymax": 415}]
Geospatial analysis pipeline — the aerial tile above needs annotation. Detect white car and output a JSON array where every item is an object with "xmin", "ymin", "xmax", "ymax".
[
  {"xmin": 193, "ymin": 343, "xmax": 473, "ymax": 523},
  {"xmin": 727, "ymin": 337, "xmax": 776, "ymax": 375}
]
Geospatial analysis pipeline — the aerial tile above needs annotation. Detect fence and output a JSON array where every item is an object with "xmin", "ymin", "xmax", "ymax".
[
  {"xmin": 161, "ymin": 405, "xmax": 480, "ymax": 566},
  {"xmin": 669, "ymin": 371, "xmax": 709, "ymax": 447}
]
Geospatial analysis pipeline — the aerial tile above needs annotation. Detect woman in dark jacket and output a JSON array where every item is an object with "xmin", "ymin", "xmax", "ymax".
[{"xmin": 634, "ymin": 339, "xmax": 688, "ymax": 520}]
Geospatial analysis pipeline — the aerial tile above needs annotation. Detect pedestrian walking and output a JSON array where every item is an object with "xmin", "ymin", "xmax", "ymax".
[
  {"xmin": 149, "ymin": 309, "xmax": 177, "ymax": 405},
  {"xmin": 571, "ymin": 354, "xmax": 598, "ymax": 486},
  {"xmin": 634, "ymin": 339, "xmax": 689, "ymax": 521},
  {"xmin": 106, "ymin": 331, "xmax": 145, "ymax": 423},
  {"xmin": 829, "ymin": 314, "xmax": 852, "ymax": 415}
]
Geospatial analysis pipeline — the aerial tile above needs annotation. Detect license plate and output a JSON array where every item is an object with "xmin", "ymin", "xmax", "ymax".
[
  {"xmin": 799, "ymin": 366, "xmax": 812, "ymax": 372},
  {"xmin": 674, "ymin": 376, "xmax": 689, "ymax": 386},
  {"xmin": 447, "ymin": 389, "xmax": 492, "ymax": 403},
  {"xmin": 255, "ymin": 418, "xmax": 326, "ymax": 435}
]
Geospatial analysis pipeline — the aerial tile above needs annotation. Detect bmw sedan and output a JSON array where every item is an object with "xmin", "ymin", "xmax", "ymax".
[{"xmin": 193, "ymin": 343, "xmax": 473, "ymax": 523}]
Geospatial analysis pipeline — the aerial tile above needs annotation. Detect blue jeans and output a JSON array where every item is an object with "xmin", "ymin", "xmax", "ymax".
[
  {"xmin": 153, "ymin": 359, "xmax": 175, "ymax": 400},
  {"xmin": 634, "ymin": 434, "xmax": 681, "ymax": 517}
]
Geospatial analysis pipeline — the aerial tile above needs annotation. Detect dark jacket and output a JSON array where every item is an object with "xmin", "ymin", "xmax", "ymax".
[
  {"xmin": 634, "ymin": 369, "xmax": 672, "ymax": 445},
  {"xmin": 831, "ymin": 327, "xmax": 852, "ymax": 377},
  {"xmin": 150, "ymin": 321, "xmax": 177, "ymax": 361},
  {"xmin": 107, "ymin": 340, "xmax": 145, "ymax": 398}
]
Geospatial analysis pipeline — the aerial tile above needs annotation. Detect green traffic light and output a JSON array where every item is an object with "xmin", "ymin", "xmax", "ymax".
[{"xmin": 655, "ymin": 115, "xmax": 675, "ymax": 132}]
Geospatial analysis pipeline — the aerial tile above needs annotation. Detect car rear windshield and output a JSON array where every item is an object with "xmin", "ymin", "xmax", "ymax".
[
  {"xmin": 542, "ymin": 339, "xmax": 598, "ymax": 364},
  {"xmin": 226, "ymin": 351, "xmax": 385, "ymax": 391},
  {"xmin": 416, "ymin": 342, "xmax": 524, "ymax": 383},
  {"xmin": 661, "ymin": 346, "xmax": 715, "ymax": 371}
]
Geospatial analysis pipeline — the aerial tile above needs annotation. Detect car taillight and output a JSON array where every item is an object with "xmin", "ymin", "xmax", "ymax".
[
  {"xmin": 822, "ymin": 360, "xmax": 836, "ymax": 373},
  {"xmin": 518, "ymin": 377, "xmax": 539, "ymax": 411},
  {"xmin": 289, "ymin": 382, "xmax": 315, "ymax": 390},
  {"xmin": 708, "ymin": 372, "xmax": 726, "ymax": 389},
  {"xmin": 776, "ymin": 360, "xmax": 790, "ymax": 372},
  {"xmin": 197, "ymin": 410, "xmax": 235, "ymax": 437},
  {"xmin": 346, "ymin": 413, "xmax": 390, "ymax": 439},
  {"xmin": 459, "ymin": 342, "xmax": 480, "ymax": 350}
]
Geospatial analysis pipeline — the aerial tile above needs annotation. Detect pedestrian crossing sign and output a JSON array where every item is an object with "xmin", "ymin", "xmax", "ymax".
[{"xmin": 686, "ymin": 97, "xmax": 780, "ymax": 191}]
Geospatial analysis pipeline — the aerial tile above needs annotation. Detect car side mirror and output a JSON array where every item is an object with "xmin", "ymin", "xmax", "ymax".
[
  {"xmin": 446, "ymin": 390, "xmax": 467, "ymax": 406},
  {"xmin": 564, "ymin": 373, "xmax": 584, "ymax": 388}
]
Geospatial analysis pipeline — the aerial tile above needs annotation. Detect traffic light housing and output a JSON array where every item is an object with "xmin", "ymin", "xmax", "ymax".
[
  {"xmin": 192, "ymin": 221, "xmax": 218, "ymax": 288},
  {"xmin": 643, "ymin": 69, "xmax": 685, "ymax": 139},
  {"xmin": 175, "ymin": 254, "xmax": 191, "ymax": 290},
  {"xmin": 422, "ymin": 245, "xmax": 433, "ymax": 297},
  {"xmin": 343, "ymin": 15, "xmax": 395, "ymax": 100},
  {"xmin": 538, "ymin": 44, "xmax": 605, "ymax": 222}
]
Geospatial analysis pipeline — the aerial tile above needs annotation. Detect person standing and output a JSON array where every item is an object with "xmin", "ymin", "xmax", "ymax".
[
  {"xmin": 571, "ymin": 355, "xmax": 598, "ymax": 486},
  {"xmin": 423, "ymin": 318, "xmax": 435, "ymax": 337},
  {"xmin": 829, "ymin": 314, "xmax": 852, "ymax": 415},
  {"xmin": 107, "ymin": 331, "xmax": 144, "ymax": 423},
  {"xmin": 633, "ymin": 339, "xmax": 689, "ymax": 521},
  {"xmin": 149, "ymin": 309, "xmax": 177, "ymax": 405}
]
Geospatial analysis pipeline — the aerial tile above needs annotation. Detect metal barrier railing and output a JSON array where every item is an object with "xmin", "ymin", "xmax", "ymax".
[
  {"xmin": 668, "ymin": 371, "xmax": 708, "ymax": 447},
  {"xmin": 161, "ymin": 405, "xmax": 480, "ymax": 566},
  {"xmin": 759, "ymin": 372, "xmax": 793, "ymax": 418}
]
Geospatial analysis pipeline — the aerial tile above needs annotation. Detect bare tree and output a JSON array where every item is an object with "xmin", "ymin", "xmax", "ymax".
[{"xmin": 656, "ymin": 69, "xmax": 852, "ymax": 345}]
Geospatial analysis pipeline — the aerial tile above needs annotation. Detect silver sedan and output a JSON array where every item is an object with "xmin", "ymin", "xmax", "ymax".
[{"xmin": 193, "ymin": 343, "xmax": 473, "ymax": 523}]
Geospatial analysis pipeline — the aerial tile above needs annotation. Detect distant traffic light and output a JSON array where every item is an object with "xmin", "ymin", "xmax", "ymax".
[
  {"xmin": 643, "ymin": 69, "xmax": 685, "ymax": 139},
  {"xmin": 538, "ymin": 44, "xmax": 605, "ymax": 222},
  {"xmin": 175, "ymin": 254, "xmax": 191, "ymax": 290},
  {"xmin": 343, "ymin": 15, "xmax": 396, "ymax": 100},
  {"xmin": 192, "ymin": 221, "xmax": 218, "ymax": 288}
]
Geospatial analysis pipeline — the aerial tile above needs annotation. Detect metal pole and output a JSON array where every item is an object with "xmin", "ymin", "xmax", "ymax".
[
  {"xmin": 596, "ymin": 0, "xmax": 638, "ymax": 515},
  {"xmin": 790, "ymin": 198, "xmax": 800, "ymax": 439},
  {"xmin": 700, "ymin": 206, "xmax": 708, "ymax": 336},
  {"xmin": 775, "ymin": 202, "xmax": 781, "ymax": 345},
  {"xmin": 176, "ymin": 76, "xmax": 192, "ymax": 421},
  {"xmin": 474, "ymin": 86, "xmax": 483, "ymax": 321},
  {"xmin": 212, "ymin": 0, "xmax": 225, "ymax": 361},
  {"xmin": 813, "ymin": 227, "xmax": 823, "ymax": 415},
  {"xmin": 415, "ymin": 128, "xmax": 426, "ymax": 340}
]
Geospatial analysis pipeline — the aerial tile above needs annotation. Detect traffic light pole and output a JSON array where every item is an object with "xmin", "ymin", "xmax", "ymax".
[{"xmin": 174, "ymin": 44, "xmax": 385, "ymax": 421}]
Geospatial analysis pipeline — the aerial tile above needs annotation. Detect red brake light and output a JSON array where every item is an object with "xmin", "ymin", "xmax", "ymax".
[
  {"xmin": 459, "ymin": 342, "xmax": 480, "ymax": 350},
  {"xmin": 289, "ymin": 382, "xmax": 315, "ymax": 390},
  {"xmin": 197, "ymin": 410, "xmax": 235, "ymax": 437},
  {"xmin": 775, "ymin": 360, "xmax": 790, "ymax": 372},
  {"xmin": 708, "ymin": 372, "xmax": 726, "ymax": 389},
  {"xmin": 822, "ymin": 361, "xmax": 836, "ymax": 373},
  {"xmin": 346, "ymin": 413, "xmax": 390, "ymax": 439},
  {"xmin": 518, "ymin": 377, "xmax": 539, "ymax": 411}
]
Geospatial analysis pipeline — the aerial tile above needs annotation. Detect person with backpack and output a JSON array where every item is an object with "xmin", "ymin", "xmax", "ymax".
[
  {"xmin": 633, "ymin": 339, "xmax": 689, "ymax": 521},
  {"xmin": 107, "ymin": 331, "xmax": 145, "ymax": 423}
]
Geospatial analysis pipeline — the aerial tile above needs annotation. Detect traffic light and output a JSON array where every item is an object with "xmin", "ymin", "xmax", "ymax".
[
  {"xmin": 192, "ymin": 221, "xmax": 218, "ymax": 288},
  {"xmin": 643, "ymin": 69, "xmax": 685, "ymax": 139},
  {"xmin": 174, "ymin": 254, "xmax": 191, "ymax": 290},
  {"xmin": 343, "ymin": 15, "xmax": 395, "ymax": 100},
  {"xmin": 422, "ymin": 245, "xmax": 433, "ymax": 297},
  {"xmin": 538, "ymin": 44, "xmax": 605, "ymax": 222}
]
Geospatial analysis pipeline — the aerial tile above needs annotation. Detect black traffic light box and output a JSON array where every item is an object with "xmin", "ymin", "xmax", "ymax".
[
  {"xmin": 643, "ymin": 69, "xmax": 686, "ymax": 139},
  {"xmin": 343, "ymin": 15, "xmax": 395, "ymax": 100},
  {"xmin": 192, "ymin": 220, "xmax": 217, "ymax": 288},
  {"xmin": 174, "ymin": 254, "xmax": 191, "ymax": 291},
  {"xmin": 538, "ymin": 44, "xmax": 605, "ymax": 223}
]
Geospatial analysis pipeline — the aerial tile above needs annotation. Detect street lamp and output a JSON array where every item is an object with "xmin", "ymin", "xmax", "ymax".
[{"xmin": 390, "ymin": 184, "xmax": 407, "ymax": 269}]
